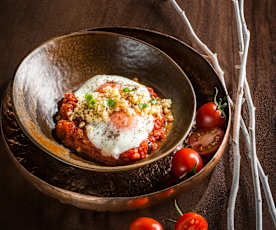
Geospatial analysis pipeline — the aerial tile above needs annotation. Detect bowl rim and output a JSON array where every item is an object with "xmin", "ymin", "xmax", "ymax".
[
  {"xmin": 11, "ymin": 30, "xmax": 196, "ymax": 172},
  {"xmin": 2, "ymin": 27, "xmax": 232, "ymax": 211},
  {"xmin": 85, "ymin": 27, "xmax": 232, "ymax": 197}
]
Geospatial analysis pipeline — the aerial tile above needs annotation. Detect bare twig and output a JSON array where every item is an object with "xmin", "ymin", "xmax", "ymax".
[
  {"xmin": 241, "ymin": 119, "xmax": 276, "ymax": 226},
  {"xmin": 168, "ymin": 0, "xmax": 225, "ymax": 88},
  {"xmin": 234, "ymin": 0, "xmax": 275, "ymax": 226},
  {"xmin": 165, "ymin": 0, "xmax": 275, "ymax": 228},
  {"xmin": 258, "ymin": 167, "xmax": 276, "ymax": 226},
  {"xmin": 244, "ymin": 76, "xmax": 262, "ymax": 229},
  {"xmin": 233, "ymin": 0, "xmax": 244, "ymax": 55},
  {"xmin": 232, "ymin": 0, "xmax": 263, "ymax": 228},
  {"xmin": 227, "ymin": 25, "xmax": 250, "ymax": 230}
]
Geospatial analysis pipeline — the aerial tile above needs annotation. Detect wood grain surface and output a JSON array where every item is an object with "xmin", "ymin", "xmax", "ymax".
[{"xmin": 0, "ymin": 0, "xmax": 275, "ymax": 229}]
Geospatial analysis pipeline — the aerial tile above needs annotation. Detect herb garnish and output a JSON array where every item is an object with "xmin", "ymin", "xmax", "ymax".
[
  {"xmin": 107, "ymin": 98, "xmax": 117, "ymax": 107},
  {"xmin": 123, "ymin": 87, "xmax": 135, "ymax": 92},
  {"xmin": 149, "ymin": 98, "xmax": 158, "ymax": 104},
  {"xmin": 138, "ymin": 103, "xmax": 148, "ymax": 110},
  {"xmin": 85, "ymin": 93, "xmax": 96, "ymax": 108}
]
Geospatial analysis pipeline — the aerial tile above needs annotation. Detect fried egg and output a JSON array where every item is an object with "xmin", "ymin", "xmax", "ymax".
[{"xmin": 75, "ymin": 75, "xmax": 155, "ymax": 159}]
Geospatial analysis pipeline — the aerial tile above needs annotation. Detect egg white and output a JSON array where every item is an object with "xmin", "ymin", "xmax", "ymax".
[
  {"xmin": 75, "ymin": 75, "xmax": 155, "ymax": 159},
  {"xmin": 75, "ymin": 75, "xmax": 151, "ymax": 101}
]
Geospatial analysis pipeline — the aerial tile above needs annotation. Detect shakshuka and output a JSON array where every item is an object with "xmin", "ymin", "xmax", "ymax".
[{"xmin": 55, "ymin": 75, "xmax": 174, "ymax": 165}]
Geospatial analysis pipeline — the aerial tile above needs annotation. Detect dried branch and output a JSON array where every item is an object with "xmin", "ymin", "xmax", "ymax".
[
  {"xmin": 241, "ymin": 0, "xmax": 275, "ymax": 226},
  {"xmin": 168, "ymin": 0, "xmax": 225, "ymax": 87},
  {"xmin": 227, "ymin": 26, "xmax": 250, "ymax": 230},
  {"xmin": 227, "ymin": 0, "xmax": 251, "ymax": 229},
  {"xmin": 244, "ymin": 72, "xmax": 262, "ymax": 229},
  {"xmin": 233, "ymin": 0, "xmax": 275, "ymax": 226},
  {"xmin": 233, "ymin": 0, "xmax": 244, "ymax": 55},
  {"xmin": 232, "ymin": 0, "xmax": 264, "ymax": 229},
  {"xmin": 257, "ymin": 166, "xmax": 276, "ymax": 226},
  {"xmin": 165, "ymin": 0, "xmax": 275, "ymax": 228},
  {"xmin": 241, "ymin": 119, "xmax": 276, "ymax": 226}
]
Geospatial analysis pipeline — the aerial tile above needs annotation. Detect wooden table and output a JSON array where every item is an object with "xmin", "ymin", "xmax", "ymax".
[{"xmin": 0, "ymin": 1, "xmax": 275, "ymax": 229}]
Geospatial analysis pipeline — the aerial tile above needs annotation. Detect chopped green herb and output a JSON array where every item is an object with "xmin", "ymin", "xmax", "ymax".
[
  {"xmin": 107, "ymin": 98, "xmax": 116, "ymax": 107},
  {"xmin": 149, "ymin": 98, "xmax": 158, "ymax": 104},
  {"xmin": 138, "ymin": 103, "xmax": 148, "ymax": 110},
  {"xmin": 88, "ymin": 102, "xmax": 96, "ymax": 109},
  {"xmin": 123, "ymin": 87, "xmax": 135, "ymax": 92},
  {"xmin": 85, "ymin": 93, "xmax": 93, "ymax": 102},
  {"xmin": 85, "ymin": 93, "xmax": 96, "ymax": 108}
]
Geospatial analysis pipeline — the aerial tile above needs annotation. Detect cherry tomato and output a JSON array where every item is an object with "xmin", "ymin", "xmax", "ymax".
[
  {"xmin": 97, "ymin": 82, "xmax": 121, "ymax": 93},
  {"xmin": 175, "ymin": 212, "xmax": 208, "ymax": 230},
  {"xmin": 196, "ymin": 102, "xmax": 226, "ymax": 129},
  {"xmin": 172, "ymin": 148, "xmax": 203, "ymax": 178},
  {"xmin": 130, "ymin": 217, "xmax": 163, "ymax": 230},
  {"xmin": 188, "ymin": 128, "xmax": 224, "ymax": 155},
  {"xmin": 147, "ymin": 87, "xmax": 157, "ymax": 98}
]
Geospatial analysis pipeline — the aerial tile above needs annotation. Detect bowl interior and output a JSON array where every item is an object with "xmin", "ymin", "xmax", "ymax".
[{"xmin": 12, "ymin": 31, "xmax": 196, "ymax": 172}]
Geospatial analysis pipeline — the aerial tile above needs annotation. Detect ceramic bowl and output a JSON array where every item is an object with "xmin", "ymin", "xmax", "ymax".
[
  {"xmin": 1, "ymin": 27, "xmax": 232, "ymax": 211},
  {"xmin": 12, "ymin": 31, "xmax": 196, "ymax": 172}
]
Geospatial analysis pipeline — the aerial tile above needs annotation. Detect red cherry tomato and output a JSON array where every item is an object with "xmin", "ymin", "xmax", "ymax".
[
  {"xmin": 130, "ymin": 217, "xmax": 163, "ymax": 230},
  {"xmin": 172, "ymin": 148, "xmax": 203, "ymax": 178},
  {"xmin": 188, "ymin": 128, "xmax": 224, "ymax": 155},
  {"xmin": 147, "ymin": 87, "xmax": 157, "ymax": 98},
  {"xmin": 196, "ymin": 102, "xmax": 226, "ymax": 128},
  {"xmin": 175, "ymin": 212, "xmax": 208, "ymax": 230},
  {"xmin": 97, "ymin": 82, "xmax": 121, "ymax": 93}
]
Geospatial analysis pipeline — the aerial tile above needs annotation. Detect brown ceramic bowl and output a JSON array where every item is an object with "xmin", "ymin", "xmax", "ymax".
[
  {"xmin": 11, "ymin": 31, "xmax": 196, "ymax": 172},
  {"xmin": 2, "ymin": 27, "xmax": 231, "ymax": 211}
]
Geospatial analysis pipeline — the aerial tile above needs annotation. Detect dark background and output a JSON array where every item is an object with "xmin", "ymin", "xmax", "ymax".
[{"xmin": 0, "ymin": 0, "xmax": 275, "ymax": 229}]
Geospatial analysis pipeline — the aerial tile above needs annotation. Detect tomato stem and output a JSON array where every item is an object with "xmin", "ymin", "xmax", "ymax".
[
  {"xmin": 214, "ymin": 87, "xmax": 219, "ymax": 105},
  {"xmin": 191, "ymin": 162, "xmax": 197, "ymax": 173},
  {"xmin": 174, "ymin": 200, "xmax": 184, "ymax": 216},
  {"xmin": 167, "ymin": 218, "xmax": 177, "ymax": 223},
  {"xmin": 213, "ymin": 87, "xmax": 227, "ymax": 118},
  {"xmin": 187, "ymin": 162, "xmax": 198, "ymax": 178}
]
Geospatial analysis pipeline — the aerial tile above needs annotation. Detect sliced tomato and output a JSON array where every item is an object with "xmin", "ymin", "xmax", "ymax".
[
  {"xmin": 97, "ymin": 82, "xmax": 121, "ymax": 93},
  {"xmin": 188, "ymin": 128, "xmax": 224, "ymax": 155},
  {"xmin": 175, "ymin": 212, "xmax": 208, "ymax": 230}
]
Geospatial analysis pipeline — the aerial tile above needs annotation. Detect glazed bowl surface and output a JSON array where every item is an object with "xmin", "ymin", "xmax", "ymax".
[
  {"xmin": 12, "ymin": 31, "xmax": 196, "ymax": 172},
  {"xmin": 0, "ymin": 27, "xmax": 232, "ymax": 211}
]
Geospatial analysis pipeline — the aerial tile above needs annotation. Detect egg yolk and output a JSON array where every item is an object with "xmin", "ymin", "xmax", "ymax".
[
  {"xmin": 110, "ymin": 111, "xmax": 138, "ymax": 129},
  {"xmin": 97, "ymin": 82, "xmax": 121, "ymax": 93}
]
